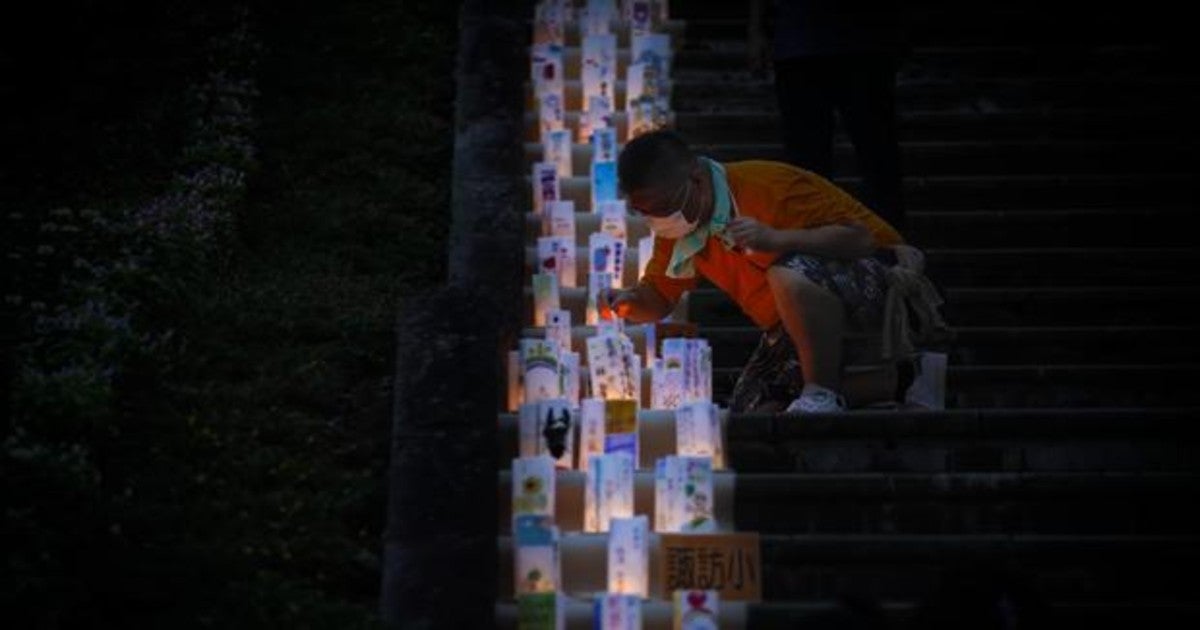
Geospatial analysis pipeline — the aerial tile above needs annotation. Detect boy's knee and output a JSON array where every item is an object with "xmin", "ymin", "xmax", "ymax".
[{"xmin": 767, "ymin": 265, "xmax": 831, "ymax": 298}]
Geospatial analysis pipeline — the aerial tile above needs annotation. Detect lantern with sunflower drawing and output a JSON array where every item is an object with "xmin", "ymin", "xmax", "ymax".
[{"xmin": 513, "ymin": 456, "xmax": 556, "ymax": 520}]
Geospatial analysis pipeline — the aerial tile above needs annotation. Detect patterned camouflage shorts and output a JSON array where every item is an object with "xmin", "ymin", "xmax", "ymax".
[{"xmin": 728, "ymin": 251, "xmax": 893, "ymax": 413}]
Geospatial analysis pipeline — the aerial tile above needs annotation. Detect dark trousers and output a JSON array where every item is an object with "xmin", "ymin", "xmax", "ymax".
[{"xmin": 773, "ymin": 54, "xmax": 907, "ymax": 232}]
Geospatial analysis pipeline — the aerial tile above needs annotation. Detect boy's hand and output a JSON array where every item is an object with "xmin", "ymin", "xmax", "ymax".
[
  {"xmin": 598, "ymin": 288, "xmax": 636, "ymax": 320},
  {"xmin": 726, "ymin": 216, "xmax": 780, "ymax": 252}
]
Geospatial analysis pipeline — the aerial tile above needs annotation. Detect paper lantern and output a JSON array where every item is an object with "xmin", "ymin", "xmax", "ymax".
[
  {"xmin": 559, "ymin": 351, "xmax": 581, "ymax": 406},
  {"xmin": 591, "ymin": 161, "xmax": 619, "ymax": 211},
  {"xmin": 537, "ymin": 236, "xmax": 577, "ymax": 289},
  {"xmin": 673, "ymin": 590, "xmax": 719, "ymax": 630},
  {"xmin": 545, "ymin": 200, "xmax": 576, "ymax": 238},
  {"xmin": 518, "ymin": 591, "xmax": 565, "ymax": 630},
  {"xmin": 544, "ymin": 128, "xmax": 572, "ymax": 178},
  {"xmin": 514, "ymin": 514, "xmax": 560, "ymax": 596},
  {"xmin": 532, "ymin": 273, "xmax": 560, "ymax": 327},
  {"xmin": 594, "ymin": 593, "xmax": 641, "ymax": 630},
  {"xmin": 521, "ymin": 338, "xmax": 562, "ymax": 402},
  {"xmin": 586, "ymin": 333, "xmax": 639, "ymax": 401},
  {"xmin": 592, "ymin": 128, "xmax": 619, "ymax": 164},
  {"xmin": 532, "ymin": 162, "xmax": 560, "ymax": 216},
  {"xmin": 586, "ymin": 271, "xmax": 613, "ymax": 325},
  {"xmin": 512, "ymin": 455, "xmax": 556, "ymax": 521},
  {"xmin": 585, "ymin": 453, "xmax": 634, "ymax": 532},
  {"xmin": 675, "ymin": 401, "xmax": 724, "ymax": 468},
  {"xmin": 532, "ymin": 1, "xmax": 565, "ymax": 46},
  {"xmin": 608, "ymin": 515, "xmax": 649, "ymax": 596},
  {"xmin": 597, "ymin": 200, "xmax": 628, "ymax": 241},
  {"xmin": 655, "ymin": 456, "xmax": 715, "ymax": 533},
  {"xmin": 519, "ymin": 398, "xmax": 576, "ymax": 470}
]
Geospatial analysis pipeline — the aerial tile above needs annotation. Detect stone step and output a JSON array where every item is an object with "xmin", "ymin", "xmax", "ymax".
[
  {"xmin": 694, "ymin": 141, "xmax": 1198, "ymax": 177},
  {"xmin": 669, "ymin": 77, "xmax": 1200, "ymax": 113},
  {"xmin": 532, "ymin": 285, "xmax": 1200, "ymax": 328},
  {"xmin": 673, "ymin": 43, "xmax": 1193, "ymax": 80},
  {"xmin": 696, "ymin": 326, "xmax": 1200, "ymax": 368},
  {"xmin": 756, "ymin": 534, "xmax": 1200, "ymax": 602},
  {"xmin": 676, "ymin": 11, "xmax": 1179, "ymax": 46},
  {"xmin": 723, "ymin": 408, "xmax": 1200, "ymax": 473},
  {"xmin": 499, "ymin": 409, "xmax": 1200, "ymax": 474},
  {"xmin": 671, "ymin": 108, "xmax": 1200, "ymax": 144},
  {"xmin": 497, "ymin": 409, "xmax": 729, "ymax": 472},
  {"xmin": 527, "ymin": 139, "xmax": 1196, "ymax": 178},
  {"xmin": 734, "ymin": 472, "xmax": 1200, "ymax": 535},
  {"xmin": 496, "ymin": 532, "xmax": 1200, "ymax": 602},
  {"xmin": 745, "ymin": 600, "xmax": 1200, "ymax": 628},
  {"xmin": 530, "ymin": 173, "xmax": 1194, "ymax": 212},
  {"xmin": 525, "ymin": 245, "xmax": 1200, "ymax": 290},
  {"xmin": 524, "ymin": 208, "xmax": 1196, "ymax": 249},
  {"xmin": 708, "ymin": 364, "xmax": 1200, "ymax": 408},
  {"xmin": 496, "ymin": 599, "xmax": 1200, "ymax": 629},
  {"xmin": 496, "ymin": 470, "xmax": 736, "ymax": 534},
  {"xmin": 520, "ymin": 324, "xmax": 1200, "ymax": 368}
]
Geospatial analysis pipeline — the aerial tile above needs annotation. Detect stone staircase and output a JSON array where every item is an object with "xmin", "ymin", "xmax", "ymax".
[{"xmin": 500, "ymin": 1, "xmax": 1200, "ymax": 627}]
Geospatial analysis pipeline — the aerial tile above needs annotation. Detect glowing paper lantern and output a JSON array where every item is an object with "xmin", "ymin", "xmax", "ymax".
[
  {"xmin": 519, "ymin": 398, "xmax": 576, "ymax": 470},
  {"xmin": 655, "ymin": 456, "xmax": 715, "ymax": 533},
  {"xmin": 585, "ymin": 453, "xmax": 634, "ymax": 532},
  {"xmin": 586, "ymin": 270, "xmax": 613, "ymax": 325},
  {"xmin": 537, "ymin": 235, "xmax": 577, "ymax": 289},
  {"xmin": 592, "ymin": 127, "xmax": 619, "ymax": 164},
  {"xmin": 532, "ymin": 273, "xmax": 560, "ymax": 327},
  {"xmin": 597, "ymin": 200, "xmax": 628, "ymax": 241},
  {"xmin": 545, "ymin": 200, "xmax": 576, "ymax": 238},
  {"xmin": 594, "ymin": 593, "xmax": 641, "ymax": 630},
  {"xmin": 518, "ymin": 591, "xmax": 565, "ymax": 630},
  {"xmin": 559, "ymin": 351, "xmax": 581, "ymax": 406},
  {"xmin": 586, "ymin": 333, "xmax": 639, "ymax": 401},
  {"xmin": 588, "ymin": 232, "xmax": 625, "ymax": 288},
  {"xmin": 514, "ymin": 514, "xmax": 560, "ymax": 596},
  {"xmin": 673, "ymin": 590, "xmax": 719, "ymax": 630},
  {"xmin": 608, "ymin": 515, "xmax": 650, "ymax": 596},
  {"xmin": 521, "ymin": 338, "xmax": 561, "ymax": 402},
  {"xmin": 580, "ymin": 397, "xmax": 607, "ymax": 464},
  {"xmin": 532, "ymin": 0, "xmax": 566, "ymax": 46},
  {"xmin": 545, "ymin": 309, "xmax": 573, "ymax": 353},
  {"xmin": 512, "ymin": 455, "xmax": 556, "ymax": 520},
  {"xmin": 592, "ymin": 161, "xmax": 619, "ymax": 211},
  {"xmin": 675, "ymin": 401, "xmax": 724, "ymax": 468},
  {"xmin": 532, "ymin": 162, "xmax": 560, "ymax": 216},
  {"xmin": 544, "ymin": 128, "xmax": 573, "ymax": 178}
]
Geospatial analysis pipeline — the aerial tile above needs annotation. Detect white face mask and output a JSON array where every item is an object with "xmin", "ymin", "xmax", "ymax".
[{"xmin": 645, "ymin": 209, "xmax": 699, "ymax": 239}]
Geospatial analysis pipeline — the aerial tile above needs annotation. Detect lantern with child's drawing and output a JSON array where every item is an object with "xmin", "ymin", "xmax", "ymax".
[
  {"xmin": 673, "ymin": 590, "xmax": 719, "ymax": 630},
  {"xmin": 537, "ymin": 236, "xmax": 576, "ymax": 289},
  {"xmin": 585, "ymin": 453, "xmax": 634, "ymax": 532},
  {"xmin": 608, "ymin": 515, "xmax": 650, "ymax": 597},
  {"xmin": 655, "ymin": 456, "xmax": 715, "ymax": 533},
  {"xmin": 595, "ymin": 593, "xmax": 641, "ymax": 630},
  {"xmin": 675, "ymin": 401, "xmax": 724, "ymax": 468},
  {"xmin": 512, "ymin": 455, "xmax": 556, "ymax": 521},
  {"xmin": 514, "ymin": 513, "xmax": 560, "ymax": 596},
  {"xmin": 519, "ymin": 398, "xmax": 576, "ymax": 470}
]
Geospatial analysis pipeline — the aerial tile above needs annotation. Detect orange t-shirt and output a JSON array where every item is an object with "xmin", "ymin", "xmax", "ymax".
[{"xmin": 636, "ymin": 160, "xmax": 904, "ymax": 330}]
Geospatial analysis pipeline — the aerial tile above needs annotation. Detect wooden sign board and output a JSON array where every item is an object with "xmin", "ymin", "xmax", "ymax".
[{"xmin": 657, "ymin": 532, "xmax": 761, "ymax": 602}]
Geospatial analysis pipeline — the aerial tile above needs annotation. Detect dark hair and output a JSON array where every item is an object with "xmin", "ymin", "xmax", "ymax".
[{"xmin": 617, "ymin": 129, "xmax": 695, "ymax": 196}]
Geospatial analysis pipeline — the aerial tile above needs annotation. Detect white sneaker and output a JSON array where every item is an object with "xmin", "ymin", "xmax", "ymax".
[{"xmin": 785, "ymin": 388, "xmax": 848, "ymax": 414}]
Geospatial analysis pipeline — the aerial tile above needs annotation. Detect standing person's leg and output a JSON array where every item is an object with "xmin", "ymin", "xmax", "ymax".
[
  {"xmin": 833, "ymin": 53, "xmax": 907, "ymax": 232},
  {"xmin": 773, "ymin": 56, "xmax": 836, "ymax": 177}
]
